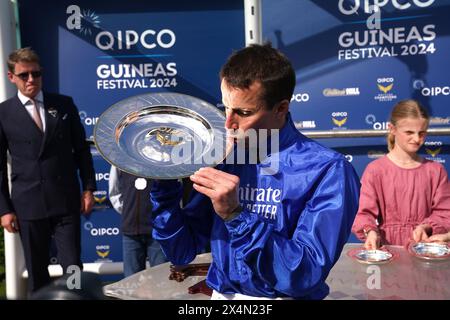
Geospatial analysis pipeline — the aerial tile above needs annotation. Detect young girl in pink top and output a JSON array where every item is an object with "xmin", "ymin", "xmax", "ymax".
[{"xmin": 352, "ymin": 99, "xmax": 450, "ymax": 249}]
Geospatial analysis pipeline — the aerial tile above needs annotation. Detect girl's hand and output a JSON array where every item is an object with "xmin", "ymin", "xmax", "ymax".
[
  {"xmin": 364, "ymin": 230, "xmax": 380, "ymax": 250},
  {"xmin": 413, "ymin": 224, "xmax": 432, "ymax": 242}
]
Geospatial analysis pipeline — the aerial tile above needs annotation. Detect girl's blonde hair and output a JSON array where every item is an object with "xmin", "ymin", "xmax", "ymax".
[{"xmin": 387, "ymin": 99, "xmax": 429, "ymax": 151}]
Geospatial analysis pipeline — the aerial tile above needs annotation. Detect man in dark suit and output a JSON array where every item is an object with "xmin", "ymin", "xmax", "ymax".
[{"xmin": 0, "ymin": 47, "xmax": 96, "ymax": 294}]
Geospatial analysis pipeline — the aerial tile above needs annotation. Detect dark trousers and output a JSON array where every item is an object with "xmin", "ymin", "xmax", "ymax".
[
  {"xmin": 18, "ymin": 214, "xmax": 82, "ymax": 293},
  {"xmin": 122, "ymin": 234, "xmax": 167, "ymax": 277}
]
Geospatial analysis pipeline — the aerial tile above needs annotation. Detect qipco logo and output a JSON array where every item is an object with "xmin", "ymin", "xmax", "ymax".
[
  {"xmin": 373, "ymin": 122, "xmax": 389, "ymax": 130},
  {"xmin": 84, "ymin": 221, "xmax": 120, "ymax": 237},
  {"xmin": 421, "ymin": 86, "xmax": 450, "ymax": 96},
  {"xmin": 79, "ymin": 111, "xmax": 98, "ymax": 126},
  {"xmin": 95, "ymin": 172, "xmax": 110, "ymax": 182},
  {"xmin": 377, "ymin": 77, "xmax": 394, "ymax": 84},
  {"xmin": 291, "ymin": 93, "xmax": 310, "ymax": 103},
  {"xmin": 338, "ymin": 0, "xmax": 435, "ymax": 15},
  {"xmin": 95, "ymin": 29, "xmax": 176, "ymax": 50},
  {"xmin": 90, "ymin": 228, "xmax": 120, "ymax": 236},
  {"xmin": 332, "ymin": 111, "xmax": 348, "ymax": 117}
]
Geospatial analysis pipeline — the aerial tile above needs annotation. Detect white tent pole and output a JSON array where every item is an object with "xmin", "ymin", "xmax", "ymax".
[
  {"xmin": 244, "ymin": 0, "xmax": 262, "ymax": 46},
  {"xmin": 0, "ymin": 0, "xmax": 27, "ymax": 300}
]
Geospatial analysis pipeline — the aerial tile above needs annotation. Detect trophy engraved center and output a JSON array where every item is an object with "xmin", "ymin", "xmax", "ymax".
[{"xmin": 146, "ymin": 127, "xmax": 185, "ymax": 147}]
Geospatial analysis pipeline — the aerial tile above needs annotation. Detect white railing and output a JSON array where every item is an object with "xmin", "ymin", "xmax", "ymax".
[{"xmin": 301, "ymin": 127, "xmax": 450, "ymax": 138}]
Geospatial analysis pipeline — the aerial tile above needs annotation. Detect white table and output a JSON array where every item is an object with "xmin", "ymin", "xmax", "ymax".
[
  {"xmin": 325, "ymin": 243, "xmax": 450, "ymax": 300},
  {"xmin": 103, "ymin": 243, "xmax": 450, "ymax": 300},
  {"xmin": 103, "ymin": 254, "xmax": 211, "ymax": 300}
]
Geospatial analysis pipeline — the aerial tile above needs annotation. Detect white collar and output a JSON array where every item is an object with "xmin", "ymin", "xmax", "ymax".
[{"xmin": 17, "ymin": 90, "xmax": 44, "ymax": 105}]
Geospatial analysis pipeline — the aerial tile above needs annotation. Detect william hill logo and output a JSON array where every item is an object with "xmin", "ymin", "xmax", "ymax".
[
  {"xmin": 323, "ymin": 87, "xmax": 360, "ymax": 97},
  {"xmin": 294, "ymin": 120, "xmax": 316, "ymax": 129},
  {"xmin": 332, "ymin": 112, "xmax": 348, "ymax": 129},
  {"xmin": 430, "ymin": 117, "xmax": 450, "ymax": 126},
  {"xmin": 375, "ymin": 77, "xmax": 397, "ymax": 102}
]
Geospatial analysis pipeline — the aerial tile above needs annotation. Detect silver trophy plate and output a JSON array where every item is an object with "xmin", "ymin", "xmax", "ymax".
[
  {"xmin": 408, "ymin": 242, "xmax": 450, "ymax": 261},
  {"xmin": 348, "ymin": 248, "xmax": 394, "ymax": 264},
  {"xmin": 94, "ymin": 92, "xmax": 227, "ymax": 179}
]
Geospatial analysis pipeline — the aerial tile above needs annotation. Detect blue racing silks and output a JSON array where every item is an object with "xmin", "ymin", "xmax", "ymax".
[{"xmin": 151, "ymin": 113, "xmax": 360, "ymax": 299}]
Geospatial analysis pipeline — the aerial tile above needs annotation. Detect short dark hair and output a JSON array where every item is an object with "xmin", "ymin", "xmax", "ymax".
[
  {"xmin": 7, "ymin": 47, "xmax": 40, "ymax": 73},
  {"xmin": 220, "ymin": 43, "xmax": 296, "ymax": 110}
]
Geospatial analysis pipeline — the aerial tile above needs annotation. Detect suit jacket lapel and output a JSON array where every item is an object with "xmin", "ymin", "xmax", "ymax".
[
  {"xmin": 39, "ymin": 93, "xmax": 60, "ymax": 156},
  {"xmin": 12, "ymin": 95, "xmax": 44, "ymax": 136}
]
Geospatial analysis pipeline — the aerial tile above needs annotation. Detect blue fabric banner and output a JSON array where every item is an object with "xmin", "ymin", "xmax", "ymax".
[
  {"xmin": 18, "ymin": 0, "xmax": 245, "ymax": 265},
  {"xmin": 263, "ymin": 0, "xmax": 450, "ymax": 177}
]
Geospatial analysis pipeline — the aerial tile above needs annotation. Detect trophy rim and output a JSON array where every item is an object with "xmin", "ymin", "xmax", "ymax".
[{"xmin": 93, "ymin": 92, "xmax": 227, "ymax": 179}]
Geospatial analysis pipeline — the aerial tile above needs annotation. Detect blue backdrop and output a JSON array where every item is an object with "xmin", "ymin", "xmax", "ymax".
[
  {"xmin": 262, "ymin": 0, "xmax": 450, "ymax": 242},
  {"xmin": 18, "ymin": 0, "xmax": 245, "ymax": 272},
  {"xmin": 262, "ymin": 0, "xmax": 449, "ymax": 176},
  {"xmin": 17, "ymin": 1, "xmax": 450, "ymax": 267}
]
